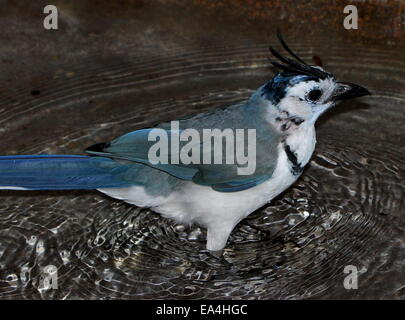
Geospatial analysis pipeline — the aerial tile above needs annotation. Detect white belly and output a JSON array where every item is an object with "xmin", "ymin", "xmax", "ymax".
[
  {"xmin": 155, "ymin": 145, "xmax": 296, "ymax": 226},
  {"xmin": 99, "ymin": 125, "xmax": 316, "ymax": 250},
  {"xmin": 100, "ymin": 143, "xmax": 302, "ymax": 229}
]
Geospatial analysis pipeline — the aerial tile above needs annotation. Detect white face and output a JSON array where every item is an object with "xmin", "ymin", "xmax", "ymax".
[{"xmin": 279, "ymin": 77, "xmax": 337, "ymax": 124}]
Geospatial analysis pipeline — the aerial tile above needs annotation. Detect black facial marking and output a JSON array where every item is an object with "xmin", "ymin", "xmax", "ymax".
[
  {"xmin": 277, "ymin": 116, "xmax": 304, "ymax": 132},
  {"xmin": 282, "ymin": 111, "xmax": 290, "ymax": 117},
  {"xmin": 281, "ymin": 123, "xmax": 290, "ymax": 131},
  {"xmin": 284, "ymin": 144, "xmax": 303, "ymax": 176},
  {"xmin": 262, "ymin": 79, "xmax": 288, "ymax": 104},
  {"xmin": 262, "ymin": 74, "xmax": 320, "ymax": 105},
  {"xmin": 290, "ymin": 117, "xmax": 304, "ymax": 125}
]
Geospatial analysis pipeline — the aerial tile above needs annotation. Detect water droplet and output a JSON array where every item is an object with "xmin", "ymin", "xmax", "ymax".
[
  {"xmin": 27, "ymin": 235, "xmax": 37, "ymax": 246},
  {"xmin": 36, "ymin": 240, "xmax": 45, "ymax": 254}
]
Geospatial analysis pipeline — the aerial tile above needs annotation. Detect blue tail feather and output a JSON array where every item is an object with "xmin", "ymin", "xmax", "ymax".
[{"xmin": 0, "ymin": 155, "xmax": 133, "ymax": 190}]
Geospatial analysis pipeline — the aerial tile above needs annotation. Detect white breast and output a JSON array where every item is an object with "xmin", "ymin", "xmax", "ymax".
[
  {"xmin": 155, "ymin": 144, "xmax": 295, "ymax": 225},
  {"xmin": 285, "ymin": 123, "xmax": 316, "ymax": 166}
]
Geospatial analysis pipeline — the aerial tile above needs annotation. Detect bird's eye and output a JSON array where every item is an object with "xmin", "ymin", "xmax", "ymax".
[{"xmin": 307, "ymin": 89, "xmax": 322, "ymax": 101}]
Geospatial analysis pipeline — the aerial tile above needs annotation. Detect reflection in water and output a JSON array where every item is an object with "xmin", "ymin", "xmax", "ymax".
[{"xmin": 0, "ymin": 42, "xmax": 403, "ymax": 299}]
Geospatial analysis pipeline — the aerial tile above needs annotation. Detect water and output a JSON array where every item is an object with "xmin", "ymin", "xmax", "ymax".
[{"xmin": 0, "ymin": 40, "xmax": 403, "ymax": 299}]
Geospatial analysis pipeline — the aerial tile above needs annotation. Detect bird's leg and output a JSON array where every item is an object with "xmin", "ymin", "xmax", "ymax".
[{"xmin": 206, "ymin": 222, "xmax": 234, "ymax": 252}]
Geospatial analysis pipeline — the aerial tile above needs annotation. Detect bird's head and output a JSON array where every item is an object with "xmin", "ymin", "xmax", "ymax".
[{"xmin": 260, "ymin": 32, "xmax": 370, "ymax": 127}]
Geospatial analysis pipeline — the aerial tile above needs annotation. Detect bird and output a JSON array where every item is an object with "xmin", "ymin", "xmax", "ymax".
[{"xmin": 0, "ymin": 32, "xmax": 370, "ymax": 254}]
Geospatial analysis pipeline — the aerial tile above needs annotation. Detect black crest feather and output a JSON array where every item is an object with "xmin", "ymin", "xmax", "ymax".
[{"xmin": 269, "ymin": 31, "xmax": 332, "ymax": 80}]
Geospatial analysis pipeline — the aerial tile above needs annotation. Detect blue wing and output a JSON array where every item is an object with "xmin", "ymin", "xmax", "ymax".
[{"xmin": 86, "ymin": 102, "xmax": 281, "ymax": 192}]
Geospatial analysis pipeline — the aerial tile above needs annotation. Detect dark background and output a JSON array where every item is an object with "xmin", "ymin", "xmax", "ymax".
[{"xmin": 0, "ymin": 0, "xmax": 403, "ymax": 300}]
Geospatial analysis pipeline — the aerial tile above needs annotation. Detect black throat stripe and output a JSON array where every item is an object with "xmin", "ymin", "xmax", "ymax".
[{"xmin": 284, "ymin": 144, "xmax": 304, "ymax": 176}]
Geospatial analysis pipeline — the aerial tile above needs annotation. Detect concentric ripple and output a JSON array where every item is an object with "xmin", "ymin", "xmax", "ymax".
[{"xmin": 0, "ymin": 40, "xmax": 403, "ymax": 299}]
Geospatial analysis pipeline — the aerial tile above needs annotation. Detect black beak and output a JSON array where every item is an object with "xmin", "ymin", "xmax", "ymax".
[{"xmin": 331, "ymin": 82, "xmax": 371, "ymax": 102}]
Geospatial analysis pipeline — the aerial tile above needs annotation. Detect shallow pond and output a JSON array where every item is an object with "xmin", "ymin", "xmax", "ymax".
[{"xmin": 0, "ymin": 23, "xmax": 403, "ymax": 299}]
